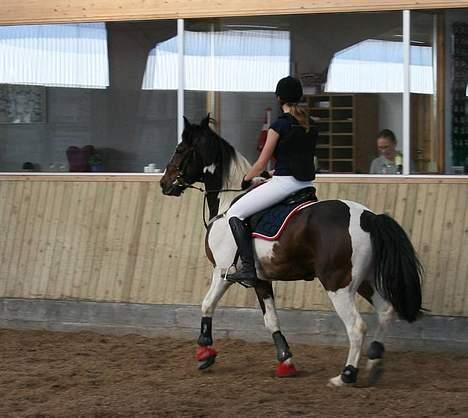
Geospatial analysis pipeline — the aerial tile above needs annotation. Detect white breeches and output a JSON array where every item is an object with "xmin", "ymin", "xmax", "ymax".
[{"xmin": 226, "ymin": 176, "xmax": 312, "ymax": 221}]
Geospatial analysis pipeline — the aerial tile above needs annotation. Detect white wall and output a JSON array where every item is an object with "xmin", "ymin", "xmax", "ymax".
[
  {"xmin": 377, "ymin": 93, "xmax": 403, "ymax": 151},
  {"xmin": 0, "ymin": 88, "xmax": 178, "ymax": 172},
  {"xmin": 220, "ymin": 92, "xmax": 278, "ymax": 163}
]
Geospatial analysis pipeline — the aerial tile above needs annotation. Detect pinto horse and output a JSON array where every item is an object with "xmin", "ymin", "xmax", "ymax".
[{"xmin": 160, "ymin": 115, "xmax": 423, "ymax": 386}]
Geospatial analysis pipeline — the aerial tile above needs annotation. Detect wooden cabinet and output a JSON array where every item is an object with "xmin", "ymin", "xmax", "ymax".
[{"xmin": 306, "ymin": 93, "xmax": 378, "ymax": 173}]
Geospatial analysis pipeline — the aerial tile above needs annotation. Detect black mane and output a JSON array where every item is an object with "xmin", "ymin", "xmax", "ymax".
[
  {"xmin": 206, "ymin": 126, "xmax": 236, "ymax": 184},
  {"xmin": 184, "ymin": 117, "xmax": 237, "ymax": 186}
]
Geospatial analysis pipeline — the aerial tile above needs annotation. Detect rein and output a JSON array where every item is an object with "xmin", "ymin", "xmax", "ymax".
[{"xmin": 181, "ymin": 180, "xmax": 242, "ymax": 228}]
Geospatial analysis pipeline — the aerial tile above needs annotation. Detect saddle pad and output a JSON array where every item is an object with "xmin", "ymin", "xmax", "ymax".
[{"xmin": 250, "ymin": 200, "xmax": 317, "ymax": 241}]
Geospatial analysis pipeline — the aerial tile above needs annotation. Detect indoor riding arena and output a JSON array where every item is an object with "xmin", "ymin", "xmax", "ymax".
[{"xmin": 1, "ymin": 1, "xmax": 468, "ymax": 417}]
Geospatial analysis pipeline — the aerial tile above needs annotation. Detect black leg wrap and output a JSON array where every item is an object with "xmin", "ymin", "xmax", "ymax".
[
  {"xmin": 341, "ymin": 365, "xmax": 359, "ymax": 384},
  {"xmin": 197, "ymin": 317, "xmax": 213, "ymax": 347},
  {"xmin": 367, "ymin": 341, "xmax": 385, "ymax": 360},
  {"xmin": 272, "ymin": 331, "xmax": 292, "ymax": 362}
]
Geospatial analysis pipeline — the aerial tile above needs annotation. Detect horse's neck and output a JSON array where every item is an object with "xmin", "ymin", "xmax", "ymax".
[{"xmin": 217, "ymin": 150, "xmax": 251, "ymax": 214}]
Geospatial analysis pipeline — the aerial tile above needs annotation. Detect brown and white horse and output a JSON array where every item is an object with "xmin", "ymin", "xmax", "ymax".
[{"xmin": 160, "ymin": 115, "xmax": 423, "ymax": 386}]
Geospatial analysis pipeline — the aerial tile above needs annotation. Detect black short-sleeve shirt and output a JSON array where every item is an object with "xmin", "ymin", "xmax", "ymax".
[{"xmin": 270, "ymin": 114, "xmax": 295, "ymax": 176}]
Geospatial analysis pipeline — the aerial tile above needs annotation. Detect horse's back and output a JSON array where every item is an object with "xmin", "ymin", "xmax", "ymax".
[
  {"xmin": 255, "ymin": 198, "xmax": 372, "ymax": 283},
  {"xmin": 300, "ymin": 199, "xmax": 373, "ymax": 226}
]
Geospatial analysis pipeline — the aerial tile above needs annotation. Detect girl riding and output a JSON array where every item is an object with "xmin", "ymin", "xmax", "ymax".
[{"xmin": 226, "ymin": 76, "xmax": 318, "ymax": 287}]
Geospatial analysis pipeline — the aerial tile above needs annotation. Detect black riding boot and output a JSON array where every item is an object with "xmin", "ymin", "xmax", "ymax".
[{"xmin": 226, "ymin": 217, "xmax": 257, "ymax": 288}]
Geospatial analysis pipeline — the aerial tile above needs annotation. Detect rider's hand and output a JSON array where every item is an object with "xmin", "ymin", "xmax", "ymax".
[{"xmin": 241, "ymin": 176, "xmax": 252, "ymax": 190}]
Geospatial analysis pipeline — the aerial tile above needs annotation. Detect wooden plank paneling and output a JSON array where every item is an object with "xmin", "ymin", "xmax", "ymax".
[
  {"xmin": 0, "ymin": 177, "xmax": 467, "ymax": 317},
  {"xmin": 1, "ymin": 174, "xmax": 467, "ymax": 184},
  {"xmin": 442, "ymin": 186, "xmax": 467, "ymax": 314},
  {"xmin": 0, "ymin": 0, "xmax": 466, "ymax": 25}
]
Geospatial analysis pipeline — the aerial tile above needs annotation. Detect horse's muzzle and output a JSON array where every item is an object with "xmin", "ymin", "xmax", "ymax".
[{"xmin": 160, "ymin": 180, "xmax": 186, "ymax": 196}]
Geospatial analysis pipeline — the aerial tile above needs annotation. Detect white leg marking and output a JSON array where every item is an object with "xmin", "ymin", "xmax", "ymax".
[
  {"xmin": 263, "ymin": 297, "xmax": 280, "ymax": 334},
  {"xmin": 366, "ymin": 289, "xmax": 394, "ymax": 376},
  {"xmin": 201, "ymin": 268, "xmax": 232, "ymax": 316},
  {"xmin": 327, "ymin": 287, "xmax": 367, "ymax": 386},
  {"xmin": 371, "ymin": 290, "xmax": 394, "ymax": 343}
]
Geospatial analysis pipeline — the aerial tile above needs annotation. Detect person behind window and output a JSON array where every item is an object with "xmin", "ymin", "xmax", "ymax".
[{"xmin": 369, "ymin": 129, "xmax": 403, "ymax": 174}]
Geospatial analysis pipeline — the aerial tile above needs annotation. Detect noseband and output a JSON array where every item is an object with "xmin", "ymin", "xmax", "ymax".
[{"xmin": 171, "ymin": 147, "xmax": 203, "ymax": 191}]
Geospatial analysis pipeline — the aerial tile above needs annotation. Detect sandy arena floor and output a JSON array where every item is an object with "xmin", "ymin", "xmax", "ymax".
[{"xmin": 1, "ymin": 329, "xmax": 468, "ymax": 417}]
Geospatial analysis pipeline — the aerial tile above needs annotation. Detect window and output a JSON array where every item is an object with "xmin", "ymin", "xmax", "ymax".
[
  {"xmin": 0, "ymin": 21, "xmax": 177, "ymax": 173},
  {"xmin": 0, "ymin": 10, "xmax": 466, "ymax": 175},
  {"xmin": 327, "ymin": 39, "xmax": 433, "ymax": 94},
  {"xmin": 0, "ymin": 23, "xmax": 109, "ymax": 88}
]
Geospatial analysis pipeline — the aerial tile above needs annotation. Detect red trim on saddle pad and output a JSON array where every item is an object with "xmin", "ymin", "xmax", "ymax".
[{"xmin": 251, "ymin": 200, "xmax": 318, "ymax": 241}]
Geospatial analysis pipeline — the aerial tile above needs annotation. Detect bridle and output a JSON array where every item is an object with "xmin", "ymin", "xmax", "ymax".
[
  {"xmin": 171, "ymin": 146, "xmax": 241, "ymax": 228},
  {"xmin": 172, "ymin": 147, "xmax": 203, "ymax": 190}
]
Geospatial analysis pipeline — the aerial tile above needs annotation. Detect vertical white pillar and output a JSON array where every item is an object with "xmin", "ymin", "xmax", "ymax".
[
  {"xmin": 177, "ymin": 18, "xmax": 185, "ymax": 143},
  {"xmin": 403, "ymin": 10, "xmax": 411, "ymax": 175}
]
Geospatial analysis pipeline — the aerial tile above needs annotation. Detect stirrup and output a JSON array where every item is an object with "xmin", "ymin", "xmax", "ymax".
[
  {"xmin": 226, "ymin": 276, "xmax": 257, "ymax": 288},
  {"xmin": 225, "ymin": 270, "xmax": 257, "ymax": 288}
]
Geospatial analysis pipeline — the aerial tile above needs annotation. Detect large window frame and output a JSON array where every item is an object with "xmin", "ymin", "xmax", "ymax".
[
  {"xmin": 174, "ymin": 12, "xmax": 414, "ymax": 174},
  {"xmin": 0, "ymin": 10, "xmax": 464, "ymax": 177}
]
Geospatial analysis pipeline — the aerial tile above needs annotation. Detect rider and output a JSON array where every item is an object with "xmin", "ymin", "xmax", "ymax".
[{"xmin": 226, "ymin": 76, "xmax": 317, "ymax": 287}]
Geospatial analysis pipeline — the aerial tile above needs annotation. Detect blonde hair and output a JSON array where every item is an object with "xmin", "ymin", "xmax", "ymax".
[{"xmin": 284, "ymin": 103, "xmax": 310, "ymax": 131}]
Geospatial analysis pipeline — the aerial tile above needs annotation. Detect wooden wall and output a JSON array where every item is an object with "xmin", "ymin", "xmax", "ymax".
[
  {"xmin": 0, "ymin": 0, "xmax": 466, "ymax": 25},
  {"xmin": 0, "ymin": 175, "xmax": 467, "ymax": 316}
]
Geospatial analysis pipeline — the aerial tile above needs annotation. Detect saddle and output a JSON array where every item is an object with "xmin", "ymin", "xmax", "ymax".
[{"xmin": 248, "ymin": 186, "xmax": 318, "ymax": 241}]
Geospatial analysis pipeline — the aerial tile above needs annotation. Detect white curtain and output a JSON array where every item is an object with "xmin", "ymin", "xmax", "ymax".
[
  {"xmin": 142, "ymin": 30, "xmax": 290, "ymax": 92},
  {"xmin": 0, "ymin": 23, "xmax": 109, "ymax": 89},
  {"xmin": 326, "ymin": 39, "xmax": 433, "ymax": 94}
]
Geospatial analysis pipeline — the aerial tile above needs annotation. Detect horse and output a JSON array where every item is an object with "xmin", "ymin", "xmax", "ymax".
[{"xmin": 160, "ymin": 115, "xmax": 423, "ymax": 386}]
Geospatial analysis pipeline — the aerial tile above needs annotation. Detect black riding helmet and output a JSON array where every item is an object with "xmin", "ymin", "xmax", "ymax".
[{"xmin": 275, "ymin": 76, "xmax": 303, "ymax": 103}]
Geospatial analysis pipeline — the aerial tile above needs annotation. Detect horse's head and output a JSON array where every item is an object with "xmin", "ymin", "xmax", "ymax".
[{"xmin": 161, "ymin": 115, "xmax": 222, "ymax": 196}]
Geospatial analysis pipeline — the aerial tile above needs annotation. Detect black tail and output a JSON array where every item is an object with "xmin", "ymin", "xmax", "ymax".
[{"xmin": 361, "ymin": 210, "xmax": 423, "ymax": 322}]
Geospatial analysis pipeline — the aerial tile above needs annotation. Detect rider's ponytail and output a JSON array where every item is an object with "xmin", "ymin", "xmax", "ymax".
[{"xmin": 285, "ymin": 103, "xmax": 310, "ymax": 131}]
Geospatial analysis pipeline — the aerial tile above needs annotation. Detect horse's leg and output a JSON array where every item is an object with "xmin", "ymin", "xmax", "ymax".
[
  {"xmin": 196, "ymin": 267, "xmax": 232, "ymax": 370},
  {"xmin": 366, "ymin": 289, "xmax": 394, "ymax": 385},
  {"xmin": 327, "ymin": 286, "xmax": 367, "ymax": 387},
  {"xmin": 254, "ymin": 280, "xmax": 297, "ymax": 377}
]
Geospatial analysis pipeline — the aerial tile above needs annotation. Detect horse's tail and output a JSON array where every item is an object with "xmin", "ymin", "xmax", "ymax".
[{"xmin": 360, "ymin": 210, "xmax": 423, "ymax": 323}]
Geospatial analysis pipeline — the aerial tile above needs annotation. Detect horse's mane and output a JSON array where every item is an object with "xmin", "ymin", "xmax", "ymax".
[
  {"xmin": 201, "ymin": 124, "xmax": 252, "ymax": 213},
  {"xmin": 202, "ymin": 126, "xmax": 236, "ymax": 184}
]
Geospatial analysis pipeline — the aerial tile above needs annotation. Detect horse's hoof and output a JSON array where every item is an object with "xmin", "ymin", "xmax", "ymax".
[
  {"xmin": 327, "ymin": 375, "xmax": 354, "ymax": 388},
  {"xmin": 198, "ymin": 355, "xmax": 216, "ymax": 370},
  {"xmin": 276, "ymin": 359, "xmax": 297, "ymax": 378},
  {"xmin": 366, "ymin": 359, "xmax": 384, "ymax": 386},
  {"xmin": 196, "ymin": 346, "xmax": 217, "ymax": 370}
]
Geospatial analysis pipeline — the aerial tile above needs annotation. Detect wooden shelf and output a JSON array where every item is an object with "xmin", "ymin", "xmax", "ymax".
[{"xmin": 307, "ymin": 93, "xmax": 378, "ymax": 174}]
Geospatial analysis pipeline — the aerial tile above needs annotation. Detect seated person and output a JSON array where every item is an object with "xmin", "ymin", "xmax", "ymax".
[{"xmin": 369, "ymin": 129, "xmax": 403, "ymax": 174}]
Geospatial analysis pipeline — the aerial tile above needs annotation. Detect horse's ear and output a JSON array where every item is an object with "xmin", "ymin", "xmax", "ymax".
[
  {"xmin": 200, "ymin": 113, "xmax": 210, "ymax": 129},
  {"xmin": 182, "ymin": 116, "xmax": 193, "ymax": 144}
]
